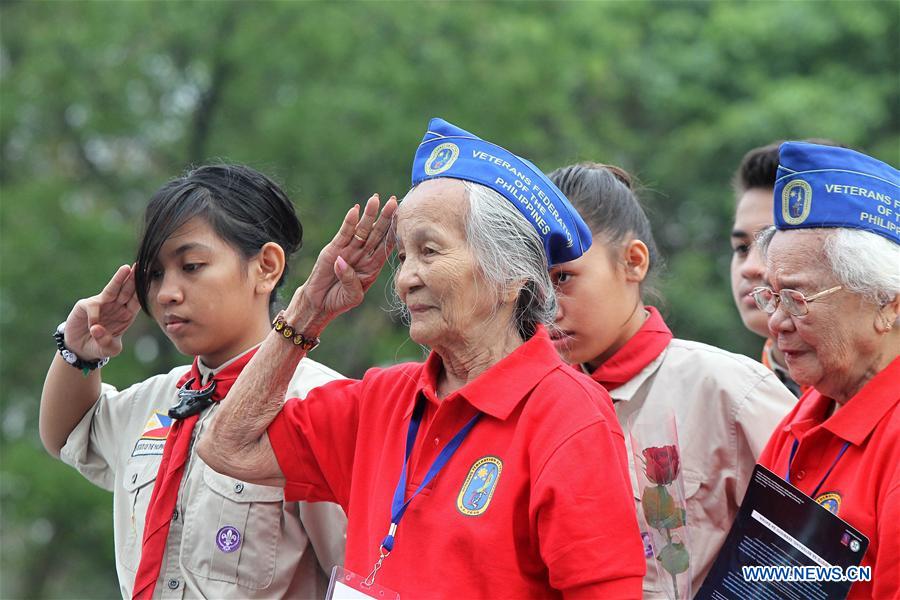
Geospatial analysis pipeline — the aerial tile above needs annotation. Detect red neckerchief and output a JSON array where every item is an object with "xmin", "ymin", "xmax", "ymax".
[
  {"xmin": 132, "ymin": 348, "xmax": 258, "ymax": 599},
  {"xmin": 585, "ymin": 306, "xmax": 673, "ymax": 392}
]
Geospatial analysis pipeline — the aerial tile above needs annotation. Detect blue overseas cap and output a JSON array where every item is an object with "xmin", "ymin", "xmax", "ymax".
[
  {"xmin": 411, "ymin": 117, "xmax": 592, "ymax": 266},
  {"xmin": 775, "ymin": 142, "xmax": 899, "ymax": 245}
]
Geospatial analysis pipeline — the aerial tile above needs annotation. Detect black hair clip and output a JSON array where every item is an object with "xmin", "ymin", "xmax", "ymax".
[{"xmin": 169, "ymin": 378, "xmax": 217, "ymax": 420}]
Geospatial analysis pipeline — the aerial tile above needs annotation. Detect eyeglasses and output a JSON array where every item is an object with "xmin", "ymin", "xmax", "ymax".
[{"xmin": 750, "ymin": 285, "xmax": 843, "ymax": 317}]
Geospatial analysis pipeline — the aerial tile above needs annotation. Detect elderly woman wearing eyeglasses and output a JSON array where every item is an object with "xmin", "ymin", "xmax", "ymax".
[{"xmin": 750, "ymin": 142, "xmax": 900, "ymax": 599}]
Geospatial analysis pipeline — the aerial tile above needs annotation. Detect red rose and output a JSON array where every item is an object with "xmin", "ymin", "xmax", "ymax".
[{"xmin": 642, "ymin": 445, "xmax": 680, "ymax": 485}]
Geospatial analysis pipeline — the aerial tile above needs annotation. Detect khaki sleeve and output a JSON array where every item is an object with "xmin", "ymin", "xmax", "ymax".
[
  {"xmin": 290, "ymin": 358, "xmax": 346, "ymax": 396},
  {"xmin": 59, "ymin": 381, "xmax": 141, "ymax": 491},
  {"xmin": 298, "ymin": 500, "xmax": 347, "ymax": 573},
  {"xmin": 288, "ymin": 357, "xmax": 349, "ymax": 573},
  {"xmin": 737, "ymin": 371, "xmax": 796, "ymax": 457},
  {"xmin": 733, "ymin": 370, "xmax": 796, "ymax": 499}
]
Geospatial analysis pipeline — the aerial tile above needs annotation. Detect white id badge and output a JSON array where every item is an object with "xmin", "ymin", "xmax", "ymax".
[{"xmin": 326, "ymin": 566, "xmax": 400, "ymax": 600}]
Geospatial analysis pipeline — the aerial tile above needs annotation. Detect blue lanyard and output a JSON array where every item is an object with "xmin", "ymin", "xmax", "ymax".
[
  {"xmin": 381, "ymin": 399, "xmax": 481, "ymax": 552},
  {"xmin": 786, "ymin": 439, "xmax": 851, "ymax": 499}
]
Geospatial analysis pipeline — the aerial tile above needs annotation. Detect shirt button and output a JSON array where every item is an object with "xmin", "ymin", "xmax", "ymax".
[
  {"xmin": 172, "ymin": 509, "xmax": 179, "ymax": 521},
  {"xmin": 796, "ymin": 470, "xmax": 806, "ymax": 480},
  {"xmin": 234, "ymin": 483, "xmax": 244, "ymax": 493},
  {"xmin": 167, "ymin": 579, "xmax": 179, "ymax": 590},
  {"xmin": 433, "ymin": 437, "xmax": 440, "ymax": 447}
]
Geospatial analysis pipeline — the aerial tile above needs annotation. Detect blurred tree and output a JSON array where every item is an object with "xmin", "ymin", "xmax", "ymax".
[{"xmin": 1, "ymin": 1, "xmax": 897, "ymax": 596}]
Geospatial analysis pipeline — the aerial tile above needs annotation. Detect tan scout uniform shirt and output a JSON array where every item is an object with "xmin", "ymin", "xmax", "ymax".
[
  {"xmin": 604, "ymin": 339, "xmax": 796, "ymax": 598},
  {"xmin": 61, "ymin": 353, "xmax": 347, "ymax": 599}
]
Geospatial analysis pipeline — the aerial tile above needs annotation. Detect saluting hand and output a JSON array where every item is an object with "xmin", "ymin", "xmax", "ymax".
[
  {"xmin": 293, "ymin": 193, "xmax": 398, "ymax": 328},
  {"xmin": 63, "ymin": 264, "xmax": 141, "ymax": 359}
]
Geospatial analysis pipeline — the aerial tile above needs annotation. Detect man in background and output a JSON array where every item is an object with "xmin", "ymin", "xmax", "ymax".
[{"xmin": 730, "ymin": 142, "xmax": 804, "ymax": 396}]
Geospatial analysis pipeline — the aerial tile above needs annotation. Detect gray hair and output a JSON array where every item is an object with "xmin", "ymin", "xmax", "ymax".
[
  {"xmin": 389, "ymin": 179, "xmax": 557, "ymax": 340},
  {"xmin": 464, "ymin": 181, "xmax": 558, "ymax": 339},
  {"xmin": 758, "ymin": 226, "xmax": 900, "ymax": 304}
]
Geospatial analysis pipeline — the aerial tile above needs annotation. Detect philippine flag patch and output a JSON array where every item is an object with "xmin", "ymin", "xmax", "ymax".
[{"xmin": 131, "ymin": 411, "xmax": 173, "ymax": 457}]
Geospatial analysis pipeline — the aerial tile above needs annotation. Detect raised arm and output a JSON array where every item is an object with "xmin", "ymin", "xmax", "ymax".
[
  {"xmin": 40, "ymin": 265, "xmax": 141, "ymax": 456},
  {"xmin": 198, "ymin": 193, "xmax": 397, "ymax": 485}
]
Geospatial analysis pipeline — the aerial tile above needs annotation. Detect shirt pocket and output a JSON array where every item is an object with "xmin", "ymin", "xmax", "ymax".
[
  {"xmin": 680, "ymin": 470, "xmax": 704, "ymax": 539},
  {"xmin": 181, "ymin": 465, "xmax": 285, "ymax": 590},
  {"xmin": 120, "ymin": 458, "xmax": 161, "ymax": 572},
  {"xmin": 681, "ymin": 470, "xmax": 716, "ymax": 591}
]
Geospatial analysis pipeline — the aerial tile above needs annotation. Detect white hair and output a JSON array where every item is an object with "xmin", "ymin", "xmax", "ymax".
[
  {"xmin": 388, "ymin": 179, "xmax": 557, "ymax": 340},
  {"xmin": 463, "ymin": 181, "xmax": 558, "ymax": 339},
  {"xmin": 758, "ymin": 226, "xmax": 900, "ymax": 304},
  {"xmin": 757, "ymin": 225, "xmax": 776, "ymax": 255},
  {"xmin": 825, "ymin": 229, "xmax": 900, "ymax": 304}
]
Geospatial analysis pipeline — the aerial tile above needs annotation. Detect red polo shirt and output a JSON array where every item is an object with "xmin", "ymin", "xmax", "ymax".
[
  {"xmin": 758, "ymin": 356, "xmax": 900, "ymax": 599},
  {"xmin": 267, "ymin": 327, "xmax": 645, "ymax": 599}
]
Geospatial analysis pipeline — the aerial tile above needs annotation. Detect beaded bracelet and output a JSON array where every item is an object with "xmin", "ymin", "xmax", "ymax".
[
  {"xmin": 53, "ymin": 321, "xmax": 110, "ymax": 376},
  {"xmin": 272, "ymin": 313, "xmax": 320, "ymax": 352}
]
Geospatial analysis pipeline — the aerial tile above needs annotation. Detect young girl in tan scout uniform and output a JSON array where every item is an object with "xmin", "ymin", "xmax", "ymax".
[
  {"xmin": 39, "ymin": 165, "xmax": 346, "ymax": 599},
  {"xmin": 547, "ymin": 163, "xmax": 796, "ymax": 597}
]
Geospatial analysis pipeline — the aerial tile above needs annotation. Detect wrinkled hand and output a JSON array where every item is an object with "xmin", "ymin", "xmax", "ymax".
[
  {"xmin": 63, "ymin": 264, "xmax": 141, "ymax": 359},
  {"xmin": 294, "ymin": 194, "xmax": 398, "ymax": 328}
]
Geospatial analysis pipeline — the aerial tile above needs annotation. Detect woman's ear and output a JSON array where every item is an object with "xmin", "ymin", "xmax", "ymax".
[
  {"xmin": 504, "ymin": 278, "xmax": 527, "ymax": 305},
  {"xmin": 875, "ymin": 293, "xmax": 900, "ymax": 334},
  {"xmin": 622, "ymin": 239, "xmax": 650, "ymax": 283},
  {"xmin": 254, "ymin": 242, "xmax": 286, "ymax": 295}
]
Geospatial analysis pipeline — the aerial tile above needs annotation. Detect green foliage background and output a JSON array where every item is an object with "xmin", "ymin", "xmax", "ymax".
[{"xmin": 1, "ymin": 1, "xmax": 897, "ymax": 597}]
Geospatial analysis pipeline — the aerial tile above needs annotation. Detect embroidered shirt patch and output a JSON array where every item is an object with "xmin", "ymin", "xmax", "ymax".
[
  {"xmin": 815, "ymin": 491, "xmax": 842, "ymax": 515},
  {"xmin": 131, "ymin": 411, "xmax": 173, "ymax": 457},
  {"xmin": 457, "ymin": 456, "xmax": 502, "ymax": 516}
]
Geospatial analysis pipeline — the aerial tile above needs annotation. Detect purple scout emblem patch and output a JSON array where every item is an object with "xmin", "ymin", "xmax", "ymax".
[{"xmin": 216, "ymin": 526, "xmax": 241, "ymax": 553}]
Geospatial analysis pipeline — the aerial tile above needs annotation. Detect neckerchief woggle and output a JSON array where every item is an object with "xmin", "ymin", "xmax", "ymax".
[{"xmin": 364, "ymin": 398, "xmax": 481, "ymax": 586}]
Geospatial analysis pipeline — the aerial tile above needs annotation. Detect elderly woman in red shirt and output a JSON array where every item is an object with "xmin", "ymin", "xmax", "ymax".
[
  {"xmin": 198, "ymin": 118, "xmax": 645, "ymax": 599},
  {"xmin": 753, "ymin": 142, "xmax": 900, "ymax": 598}
]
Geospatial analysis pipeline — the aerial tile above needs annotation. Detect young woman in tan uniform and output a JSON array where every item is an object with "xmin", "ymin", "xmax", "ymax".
[
  {"xmin": 39, "ymin": 165, "xmax": 346, "ymax": 599},
  {"xmin": 547, "ymin": 163, "xmax": 796, "ymax": 597}
]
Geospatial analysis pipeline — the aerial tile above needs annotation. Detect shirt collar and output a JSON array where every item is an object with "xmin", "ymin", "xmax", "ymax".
[
  {"xmin": 784, "ymin": 388, "xmax": 832, "ymax": 439},
  {"xmin": 821, "ymin": 355, "xmax": 900, "ymax": 446},
  {"xmin": 406, "ymin": 325, "xmax": 563, "ymax": 420},
  {"xmin": 196, "ymin": 344, "xmax": 261, "ymax": 386},
  {"xmin": 585, "ymin": 348, "xmax": 668, "ymax": 402}
]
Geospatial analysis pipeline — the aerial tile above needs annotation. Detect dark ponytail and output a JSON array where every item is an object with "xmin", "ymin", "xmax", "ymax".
[{"xmin": 548, "ymin": 162, "xmax": 662, "ymax": 297}]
